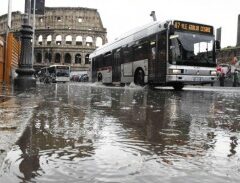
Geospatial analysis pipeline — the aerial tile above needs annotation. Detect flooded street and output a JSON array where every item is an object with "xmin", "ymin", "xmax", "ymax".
[{"xmin": 0, "ymin": 83, "xmax": 240, "ymax": 183}]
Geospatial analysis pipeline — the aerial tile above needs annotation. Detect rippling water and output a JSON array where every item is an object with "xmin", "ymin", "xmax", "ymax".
[{"xmin": 0, "ymin": 83, "xmax": 240, "ymax": 183}]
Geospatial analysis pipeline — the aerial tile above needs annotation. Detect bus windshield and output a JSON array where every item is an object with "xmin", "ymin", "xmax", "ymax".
[
  {"xmin": 56, "ymin": 67, "xmax": 70, "ymax": 77},
  {"xmin": 170, "ymin": 31, "xmax": 216, "ymax": 67}
]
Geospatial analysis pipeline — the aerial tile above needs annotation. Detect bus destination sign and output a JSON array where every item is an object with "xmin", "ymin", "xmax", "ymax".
[{"xmin": 173, "ymin": 21, "xmax": 213, "ymax": 35}]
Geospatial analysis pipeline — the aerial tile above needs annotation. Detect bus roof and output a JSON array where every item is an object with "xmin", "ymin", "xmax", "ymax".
[
  {"xmin": 90, "ymin": 20, "xmax": 214, "ymax": 58},
  {"xmin": 90, "ymin": 20, "xmax": 167, "ymax": 58}
]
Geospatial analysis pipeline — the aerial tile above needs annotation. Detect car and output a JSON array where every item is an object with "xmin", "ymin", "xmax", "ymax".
[
  {"xmin": 79, "ymin": 74, "xmax": 89, "ymax": 82},
  {"xmin": 70, "ymin": 75, "xmax": 80, "ymax": 82}
]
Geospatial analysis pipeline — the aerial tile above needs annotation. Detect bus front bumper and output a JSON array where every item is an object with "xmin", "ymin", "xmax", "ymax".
[{"xmin": 166, "ymin": 75, "xmax": 217, "ymax": 84}]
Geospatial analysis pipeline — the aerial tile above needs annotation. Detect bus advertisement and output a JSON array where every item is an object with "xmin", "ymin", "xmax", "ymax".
[{"xmin": 90, "ymin": 20, "xmax": 218, "ymax": 90}]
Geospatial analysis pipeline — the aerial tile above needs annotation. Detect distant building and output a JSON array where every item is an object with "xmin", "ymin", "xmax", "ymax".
[
  {"xmin": 216, "ymin": 14, "xmax": 240, "ymax": 65},
  {"xmin": 0, "ymin": 7, "xmax": 107, "ymax": 73}
]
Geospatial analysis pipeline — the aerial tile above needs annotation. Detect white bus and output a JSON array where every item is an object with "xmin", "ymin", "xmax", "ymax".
[
  {"xmin": 90, "ymin": 20, "xmax": 218, "ymax": 90},
  {"xmin": 39, "ymin": 65, "xmax": 70, "ymax": 83}
]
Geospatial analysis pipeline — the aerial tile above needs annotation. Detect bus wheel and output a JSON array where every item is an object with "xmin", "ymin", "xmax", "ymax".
[
  {"xmin": 134, "ymin": 69, "xmax": 144, "ymax": 86},
  {"xmin": 173, "ymin": 83, "xmax": 184, "ymax": 91},
  {"xmin": 98, "ymin": 73, "xmax": 102, "ymax": 82}
]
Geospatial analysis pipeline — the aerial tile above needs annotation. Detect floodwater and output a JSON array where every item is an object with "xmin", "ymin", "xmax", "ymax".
[{"xmin": 0, "ymin": 83, "xmax": 240, "ymax": 183}]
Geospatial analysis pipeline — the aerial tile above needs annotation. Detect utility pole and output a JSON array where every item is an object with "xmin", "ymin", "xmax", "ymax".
[
  {"xmin": 4, "ymin": 0, "xmax": 12, "ymax": 84},
  {"xmin": 31, "ymin": 0, "xmax": 36, "ymax": 68},
  {"xmin": 237, "ymin": 15, "xmax": 240, "ymax": 47}
]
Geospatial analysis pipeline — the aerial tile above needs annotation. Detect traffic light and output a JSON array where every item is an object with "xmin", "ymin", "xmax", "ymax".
[{"xmin": 31, "ymin": 0, "xmax": 45, "ymax": 15}]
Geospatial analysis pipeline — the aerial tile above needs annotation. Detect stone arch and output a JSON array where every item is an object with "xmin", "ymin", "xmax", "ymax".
[
  {"xmin": 45, "ymin": 52, "xmax": 52, "ymax": 63},
  {"xmin": 65, "ymin": 35, "xmax": 72, "ymax": 45},
  {"xmin": 75, "ymin": 54, "xmax": 81, "ymax": 64},
  {"xmin": 55, "ymin": 53, "xmax": 61, "ymax": 63},
  {"xmin": 57, "ymin": 16, "xmax": 62, "ymax": 22},
  {"xmin": 64, "ymin": 53, "xmax": 71, "ymax": 64},
  {"xmin": 77, "ymin": 17, "xmax": 83, "ymax": 23},
  {"xmin": 56, "ymin": 35, "xmax": 62, "ymax": 45},
  {"xmin": 86, "ymin": 36, "xmax": 93, "ymax": 47},
  {"xmin": 36, "ymin": 52, "xmax": 42, "ymax": 63},
  {"xmin": 47, "ymin": 35, "xmax": 52, "ymax": 45},
  {"xmin": 85, "ymin": 54, "xmax": 90, "ymax": 64},
  {"xmin": 76, "ymin": 36, "xmax": 83, "ymax": 46},
  {"xmin": 96, "ymin": 37, "xmax": 103, "ymax": 47},
  {"xmin": 38, "ymin": 35, "xmax": 43, "ymax": 45}
]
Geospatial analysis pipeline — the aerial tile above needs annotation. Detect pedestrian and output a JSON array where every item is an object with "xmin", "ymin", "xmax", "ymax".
[
  {"xmin": 232, "ymin": 56, "xmax": 240, "ymax": 87},
  {"xmin": 232, "ymin": 56, "xmax": 238, "ymax": 65},
  {"xmin": 219, "ymin": 72, "xmax": 225, "ymax": 86},
  {"xmin": 217, "ymin": 65, "xmax": 225, "ymax": 86}
]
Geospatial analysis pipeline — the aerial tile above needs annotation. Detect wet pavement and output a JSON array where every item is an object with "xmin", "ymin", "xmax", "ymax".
[
  {"xmin": 0, "ymin": 84, "xmax": 41, "ymax": 169},
  {"xmin": 0, "ymin": 83, "xmax": 240, "ymax": 183}
]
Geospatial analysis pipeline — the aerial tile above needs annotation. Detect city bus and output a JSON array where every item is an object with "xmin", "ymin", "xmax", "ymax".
[
  {"xmin": 90, "ymin": 20, "xmax": 218, "ymax": 90},
  {"xmin": 39, "ymin": 65, "xmax": 70, "ymax": 83}
]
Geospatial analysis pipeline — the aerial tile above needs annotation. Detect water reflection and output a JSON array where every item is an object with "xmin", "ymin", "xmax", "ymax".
[
  {"xmin": 17, "ymin": 127, "xmax": 40, "ymax": 181},
  {"xmin": 0, "ymin": 84, "xmax": 13, "ymax": 103},
  {"xmin": 228, "ymin": 136, "xmax": 238, "ymax": 157},
  {"xmin": 0, "ymin": 83, "xmax": 240, "ymax": 182}
]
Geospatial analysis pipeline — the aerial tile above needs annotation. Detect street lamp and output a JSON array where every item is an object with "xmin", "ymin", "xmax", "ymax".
[{"xmin": 14, "ymin": 0, "xmax": 36, "ymax": 89}]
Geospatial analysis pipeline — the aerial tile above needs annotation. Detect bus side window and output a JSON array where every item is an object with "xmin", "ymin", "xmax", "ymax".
[
  {"xmin": 97, "ymin": 55, "xmax": 103, "ymax": 68},
  {"xmin": 141, "ymin": 40, "xmax": 149, "ymax": 60},
  {"xmin": 151, "ymin": 47, "xmax": 156, "ymax": 60},
  {"xmin": 149, "ymin": 38, "xmax": 156, "ymax": 61},
  {"xmin": 158, "ymin": 32, "xmax": 166, "ymax": 61},
  {"xmin": 132, "ymin": 40, "xmax": 149, "ymax": 61},
  {"xmin": 123, "ymin": 46, "xmax": 132, "ymax": 63},
  {"xmin": 150, "ymin": 44, "xmax": 156, "ymax": 60}
]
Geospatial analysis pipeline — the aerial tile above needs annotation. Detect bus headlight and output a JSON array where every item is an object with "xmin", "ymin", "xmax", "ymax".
[
  {"xmin": 169, "ymin": 69, "xmax": 182, "ymax": 74},
  {"xmin": 210, "ymin": 71, "xmax": 217, "ymax": 76}
]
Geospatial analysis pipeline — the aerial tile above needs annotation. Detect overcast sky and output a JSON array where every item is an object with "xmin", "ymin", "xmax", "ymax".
[{"xmin": 1, "ymin": 0, "xmax": 240, "ymax": 47}]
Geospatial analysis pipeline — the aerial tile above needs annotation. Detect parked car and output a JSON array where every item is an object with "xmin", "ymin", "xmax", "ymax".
[
  {"xmin": 70, "ymin": 75, "xmax": 80, "ymax": 82},
  {"xmin": 79, "ymin": 74, "xmax": 89, "ymax": 82}
]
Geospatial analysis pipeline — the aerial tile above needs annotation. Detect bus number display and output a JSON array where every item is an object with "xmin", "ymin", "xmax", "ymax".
[{"xmin": 174, "ymin": 21, "xmax": 213, "ymax": 35}]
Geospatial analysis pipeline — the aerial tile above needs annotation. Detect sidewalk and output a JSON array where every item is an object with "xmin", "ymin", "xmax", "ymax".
[
  {"xmin": 0, "ymin": 84, "xmax": 40, "ymax": 166},
  {"xmin": 213, "ymin": 76, "xmax": 240, "ymax": 87}
]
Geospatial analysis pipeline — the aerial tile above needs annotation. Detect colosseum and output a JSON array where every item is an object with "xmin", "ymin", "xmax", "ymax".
[{"xmin": 0, "ymin": 7, "xmax": 107, "ymax": 73}]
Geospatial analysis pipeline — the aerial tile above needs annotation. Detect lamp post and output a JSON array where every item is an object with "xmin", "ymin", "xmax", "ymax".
[{"xmin": 14, "ymin": 0, "xmax": 36, "ymax": 89}]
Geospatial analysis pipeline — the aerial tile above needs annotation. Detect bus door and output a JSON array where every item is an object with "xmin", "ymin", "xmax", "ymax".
[
  {"xmin": 148, "ymin": 36, "xmax": 157, "ymax": 82},
  {"xmin": 112, "ymin": 49, "xmax": 121, "ymax": 82},
  {"xmin": 155, "ymin": 32, "xmax": 167, "ymax": 83}
]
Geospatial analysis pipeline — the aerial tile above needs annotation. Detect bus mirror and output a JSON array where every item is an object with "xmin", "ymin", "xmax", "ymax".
[{"xmin": 215, "ymin": 40, "xmax": 221, "ymax": 50}]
